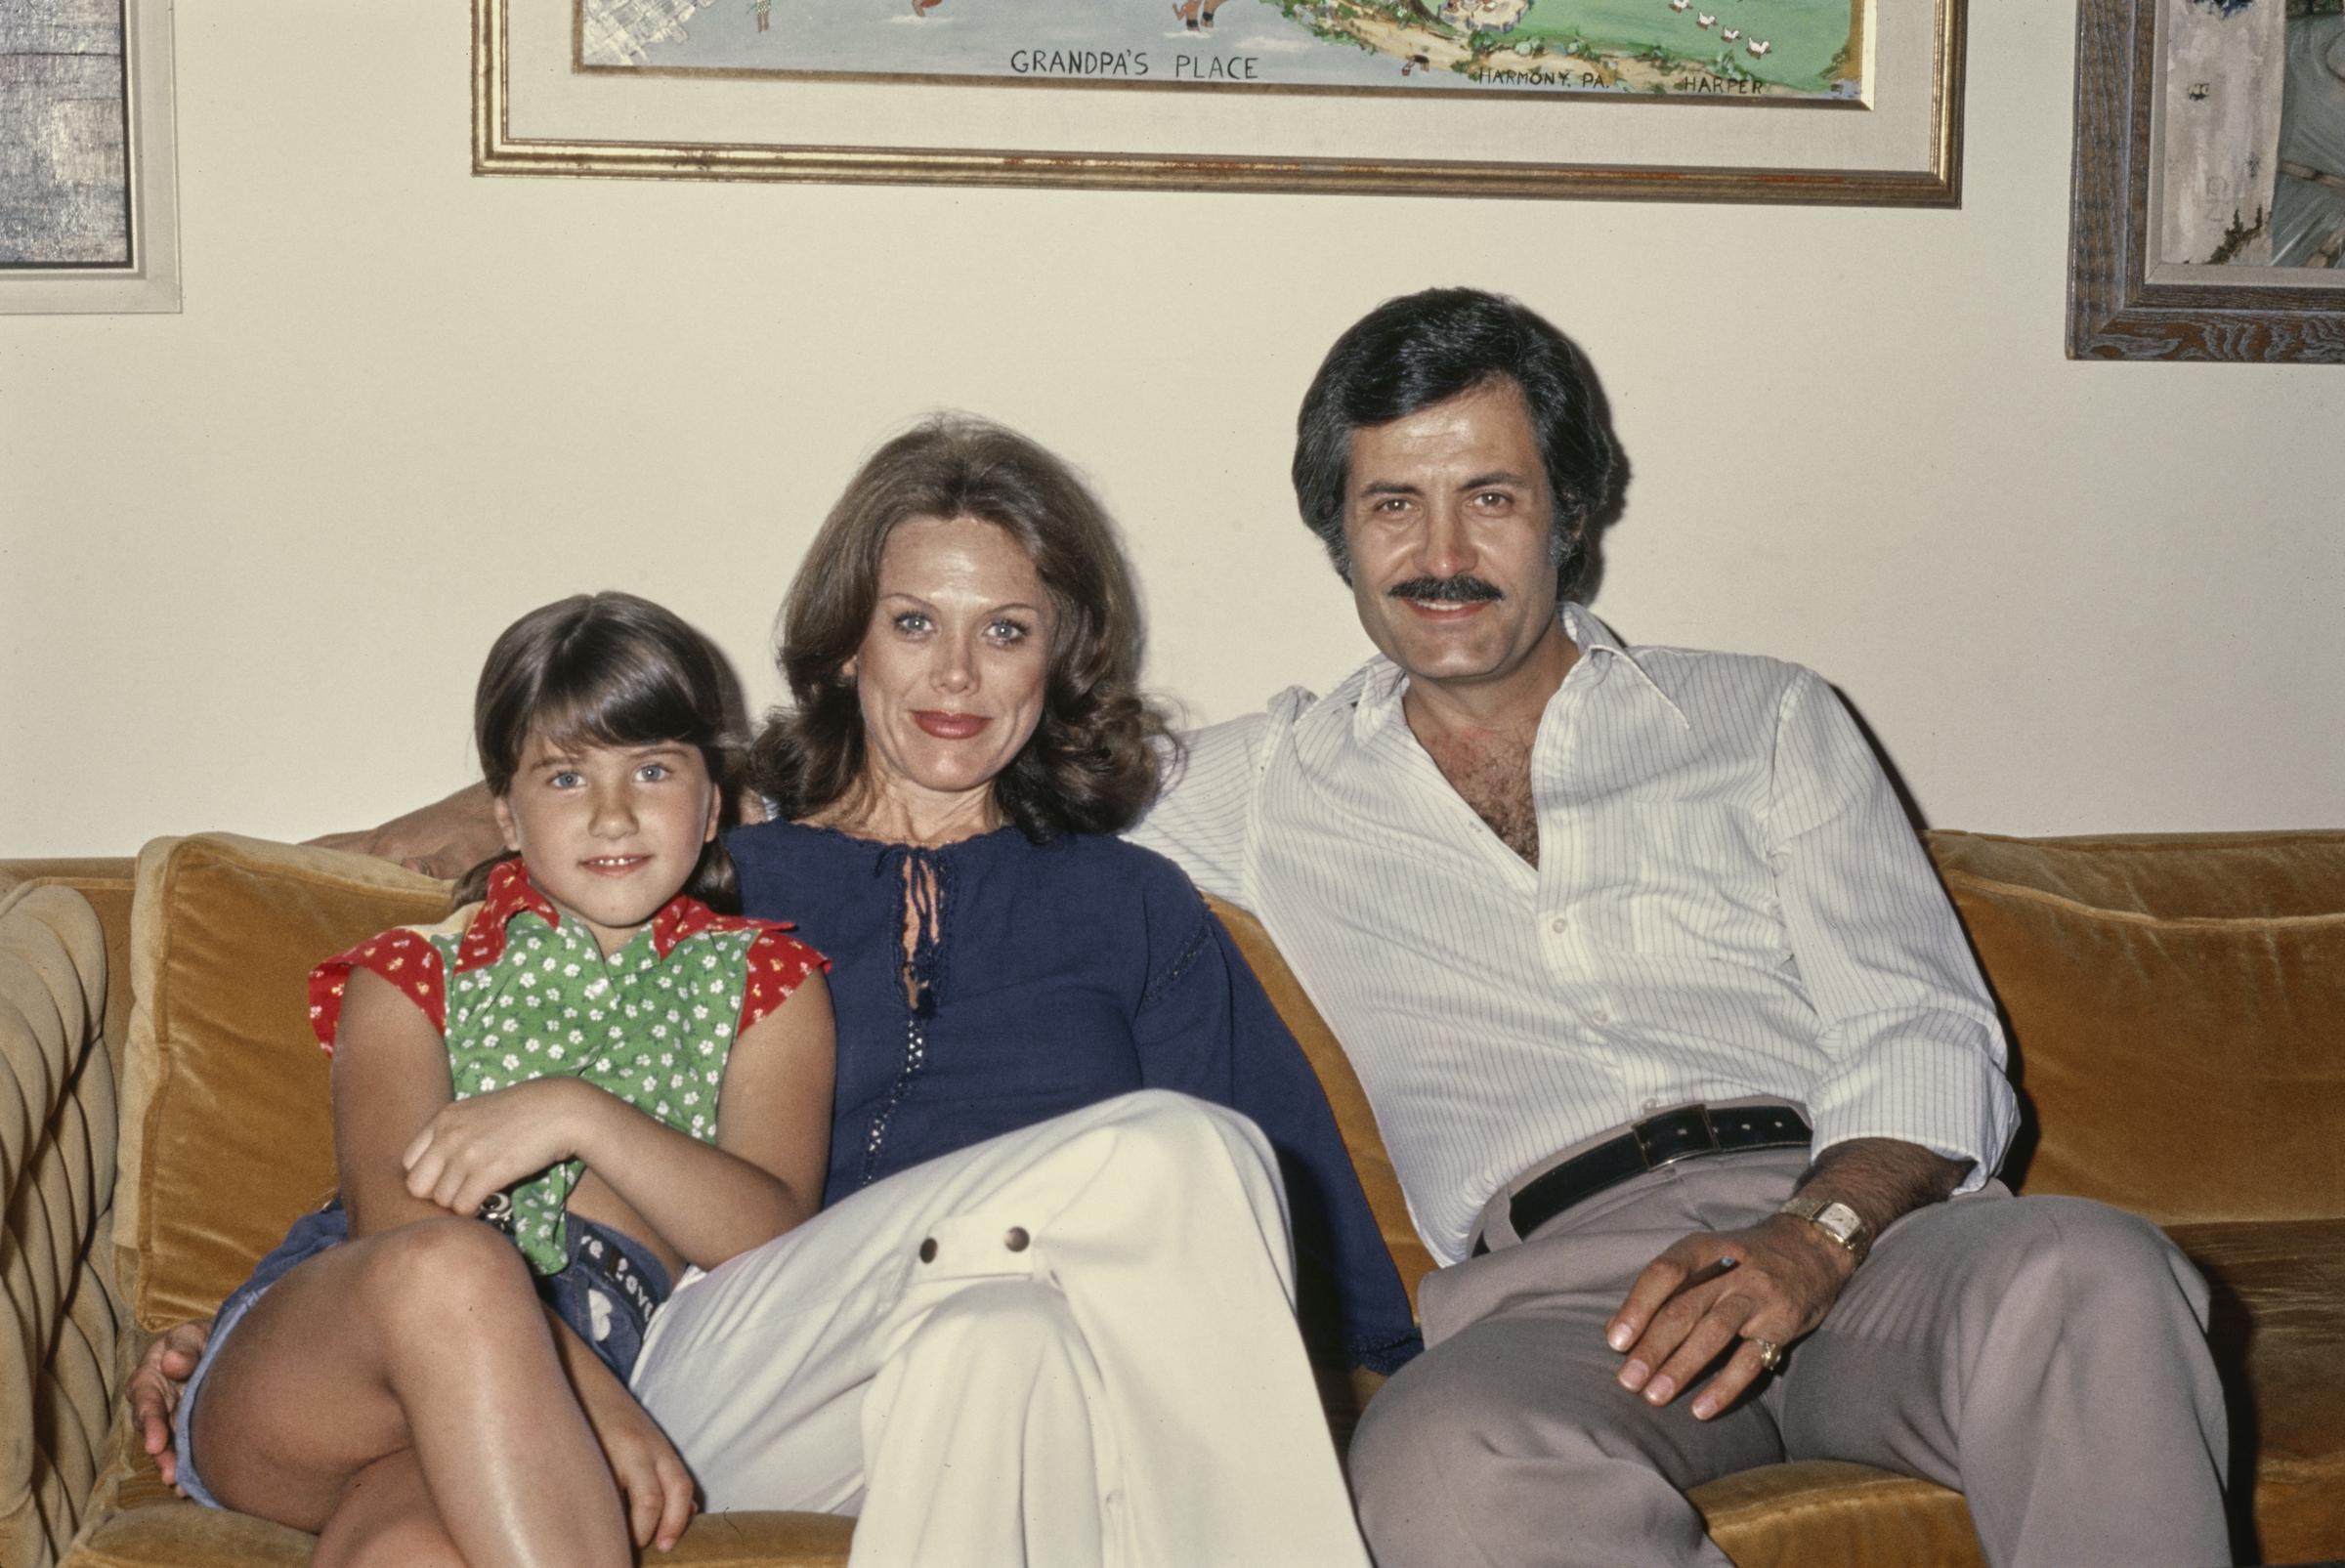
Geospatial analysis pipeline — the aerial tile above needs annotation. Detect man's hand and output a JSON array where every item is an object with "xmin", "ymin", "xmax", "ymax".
[
  {"xmin": 1603, "ymin": 1137, "xmax": 1972, "ymax": 1420},
  {"xmin": 308, "ymin": 782, "xmax": 502, "ymax": 881},
  {"xmin": 550, "ymin": 1314, "xmax": 698, "ymax": 1551},
  {"xmin": 126, "ymin": 1321, "xmax": 210, "ymax": 1490},
  {"xmin": 1603, "ymin": 1215, "xmax": 1854, "ymax": 1420}
]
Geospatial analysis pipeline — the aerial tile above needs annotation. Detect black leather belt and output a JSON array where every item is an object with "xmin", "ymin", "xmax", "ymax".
[{"xmin": 1471, "ymin": 1103, "xmax": 1812, "ymax": 1257}]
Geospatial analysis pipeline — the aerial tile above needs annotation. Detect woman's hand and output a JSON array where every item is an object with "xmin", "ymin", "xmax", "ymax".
[
  {"xmin": 402, "ymin": 1078, "xmax": 608, "ymax": 1217},
  {"xmin": 125, "ymin": 1321, "xmax": 210, "ymax": 1490}
]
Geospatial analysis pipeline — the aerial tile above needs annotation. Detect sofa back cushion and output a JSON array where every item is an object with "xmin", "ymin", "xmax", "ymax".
[
  {"xmin": 141, "ymin": 826, "xmax": 2329, "ymax": 1324},
  {"xmin": 1927, "ymin": 829, "xmax": 2345, "ymax": 1226},
  {"xmin": 1208, "ymin": 896, "xmax": 1438, "ymax": 1312},
  {"xmin": 119, "ymin": 835, "xmax": 448, "ymax": 1330}
]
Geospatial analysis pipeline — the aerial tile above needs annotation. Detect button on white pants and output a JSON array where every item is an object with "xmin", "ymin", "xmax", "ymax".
[{"xmin": 630, "ymin": 1089, "xmax": 1372, "ymax": 1568}]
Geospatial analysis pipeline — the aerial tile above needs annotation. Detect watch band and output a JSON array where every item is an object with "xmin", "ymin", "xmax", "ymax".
[{"xmin": 1777, "ymin": 1194, "xmax": 1871, "ymax": 1265}]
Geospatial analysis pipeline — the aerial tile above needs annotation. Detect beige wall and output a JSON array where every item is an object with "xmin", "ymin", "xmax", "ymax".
[{"xmin": 4, "ymin": 4, "xmax": 2338, "ymax": 857}]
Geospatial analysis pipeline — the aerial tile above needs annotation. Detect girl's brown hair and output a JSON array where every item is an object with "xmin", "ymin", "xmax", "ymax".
[
  {"xmin": 454, "ymin": 592, "xmax": 743, "ymax": 911},
  {"xmin": 751, "ymin": 415, "xmax": 1175, "ymax": 839}
]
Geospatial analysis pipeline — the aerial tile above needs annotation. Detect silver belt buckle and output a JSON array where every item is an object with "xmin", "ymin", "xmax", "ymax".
[{"xmin": 1631, "ymin": 1104, "xmax": 1718, "ymax": 1169}]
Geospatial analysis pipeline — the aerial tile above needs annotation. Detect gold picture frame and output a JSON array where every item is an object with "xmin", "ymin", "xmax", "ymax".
[
  {"xmin": 2067, "ymin": 0, "xmax": 2345, "ymax": 361},
  {"xmin": 474, "ymin": 0, "xmax": 1966, "ymax": 205}
]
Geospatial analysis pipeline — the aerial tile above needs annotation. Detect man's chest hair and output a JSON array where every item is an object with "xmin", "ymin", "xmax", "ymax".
[{"xmin": 1419, "ymin": 729, "xmax": 1540, "ymax": 866}]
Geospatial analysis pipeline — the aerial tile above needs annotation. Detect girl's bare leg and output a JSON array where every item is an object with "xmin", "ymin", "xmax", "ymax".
[
  {"xmin": 193, "ymin": 1216, "xmax": 628, "ymax": 1568},
  {"xmin": 314, "ymin": 1452, "xmax": 462, "ymax": 1568}
]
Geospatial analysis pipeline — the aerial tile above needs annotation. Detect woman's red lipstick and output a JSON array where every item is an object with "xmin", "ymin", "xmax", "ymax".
[{"xmin": 914, "ymin": 710, "xmax": 991, "ymax": 740}]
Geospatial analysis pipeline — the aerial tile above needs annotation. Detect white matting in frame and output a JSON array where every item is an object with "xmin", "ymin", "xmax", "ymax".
[{"xmin": 476, "ymin": 0, "xmax": 1965, "ymax": 204}]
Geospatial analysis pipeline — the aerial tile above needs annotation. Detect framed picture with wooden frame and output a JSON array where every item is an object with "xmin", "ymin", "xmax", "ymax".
[
  {"xmin": 474, "ymin": 0, "xmax": 1967, "ymax": 206},
  {"xmin": 0, "ymin": 0, "xmax": 180, "ymax": 315},
  {"xmin": 2068, "ymin": 0, "xmax": 2345, "ymax": 361}
]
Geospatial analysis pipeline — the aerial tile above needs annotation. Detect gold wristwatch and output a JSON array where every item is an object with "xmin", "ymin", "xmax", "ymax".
[{"xmin": 1777, "ymin": 1195, "xmax": 1871, "ymax": 1265}]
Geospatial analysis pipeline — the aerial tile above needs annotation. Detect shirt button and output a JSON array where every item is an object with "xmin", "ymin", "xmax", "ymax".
[
  {"xmin": 1592, "ymin": 1005, "xmax": 1612, "ymax": 1023},
  {"xmin": 1548, "ymin": 915, "xmax": 1568, "ymax": 936},
  {"xmin": 1004, "ymin": 1226, "xmax": 1031, "ymax": 1252},
  {"xmin": 1642, "ymin": 1099, "xmax": 1662, "ymax": 1114},
  {"xmin": 917, "ymin": 1238, "xmax": 938, "ymax": 1263}
]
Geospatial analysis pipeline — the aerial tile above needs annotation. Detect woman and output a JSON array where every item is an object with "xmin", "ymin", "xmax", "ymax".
[
  {"xmin": 135, "ymin": 416, "xmax": 1416, "ymax": 1567},
  {"xmin": 626, "ymin": 415, "xmax": 1413, "ymax": 1565}
]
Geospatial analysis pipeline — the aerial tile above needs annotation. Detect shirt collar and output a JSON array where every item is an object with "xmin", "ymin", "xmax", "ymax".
[
  {"xmin": 650, "ymin": 894, "xmax": 721, "ymax": 955},
  {"xmin": 1348, "ymin": 601, "xmax": 1687, "ymax": 742},
  {"xmin": 454, "ymin": 858, "xmax": 707, "ymax": 972},
  {"xmin": 1558, "ymin": 603, "xmax": 1689, "ymax": 729}
]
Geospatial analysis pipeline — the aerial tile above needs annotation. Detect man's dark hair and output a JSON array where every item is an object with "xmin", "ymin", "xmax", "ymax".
[{"xmin": 1292, "ymin": 287, "xmax": 1614, "ymax": 595}]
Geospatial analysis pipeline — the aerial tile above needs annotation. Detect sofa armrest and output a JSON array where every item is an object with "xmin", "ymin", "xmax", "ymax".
[
  {"xmin": 0, "ymin": 861, "xmax": 137, "ymax": 1100},
  {"xmin": 0, "ymin": 884, "xmax": 129, "ymax": 1568}
]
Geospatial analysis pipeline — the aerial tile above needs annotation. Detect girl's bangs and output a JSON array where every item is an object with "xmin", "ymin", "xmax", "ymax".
[{"xmin": 527, "ymin": 661, "xmax": 708, "ymax": 758}]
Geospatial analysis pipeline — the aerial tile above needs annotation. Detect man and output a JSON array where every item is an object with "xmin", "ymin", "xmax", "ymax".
[{"xmin": 1124, "ymin": 287, "xmax": 2232, "ymax": 1567}]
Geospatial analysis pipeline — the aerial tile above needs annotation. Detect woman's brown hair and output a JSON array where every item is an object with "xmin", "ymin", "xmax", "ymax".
[
  {"xmin": 454, "ymin": 591, "xmax": 743, "ymax": 911},
  {"xmin": 752, "ymin": 415, "xmax": 1175, "ymax": 839}
]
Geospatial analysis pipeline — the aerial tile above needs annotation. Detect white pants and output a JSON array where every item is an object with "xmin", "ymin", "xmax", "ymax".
[{"xmin": 630, "ymin": 1089, "xmax": 1372, "ymax": 1568}]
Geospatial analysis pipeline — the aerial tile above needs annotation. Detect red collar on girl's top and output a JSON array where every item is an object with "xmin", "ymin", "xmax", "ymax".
[
  {"xmin": 651, "ymin": 893, "xmax": 740, "ymax": 954},
  {"xmin": 453, "ymin": 858, "xmax": 724, "ymax": 973}
]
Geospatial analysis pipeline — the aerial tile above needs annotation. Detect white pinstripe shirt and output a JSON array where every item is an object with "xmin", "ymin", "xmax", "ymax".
[{"xmin": 1131, "ymin": 604, "xmax": 2019, "ymax": 1264}]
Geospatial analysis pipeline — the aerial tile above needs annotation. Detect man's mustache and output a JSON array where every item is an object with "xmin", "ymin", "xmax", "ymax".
[{"xmin": 1388, "ymin": 574, "xmax": 1505, "ymax": 605}]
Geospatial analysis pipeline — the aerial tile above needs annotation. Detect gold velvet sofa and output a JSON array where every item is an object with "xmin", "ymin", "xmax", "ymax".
[{"xmin": 4, "ymin": 827, "xmax": 2340, "ymax": 1568}]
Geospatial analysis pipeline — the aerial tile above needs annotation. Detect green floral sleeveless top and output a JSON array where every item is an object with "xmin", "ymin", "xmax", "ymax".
[{"xmin": 309, "ymin": 860, "xmax": 826, "ymax": 1272}]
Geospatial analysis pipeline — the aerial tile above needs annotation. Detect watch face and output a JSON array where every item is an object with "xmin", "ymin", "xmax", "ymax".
[{"xmin": 1784, "ymin": 1196, "xmax": 1867, "ymax": 1254}]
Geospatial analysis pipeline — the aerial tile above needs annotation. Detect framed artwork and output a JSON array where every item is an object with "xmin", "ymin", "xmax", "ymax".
[
  {"xmin": 2068, "ymin": 0, "xmax": 2345, "ymax": 361},
  {"xmin": 0, "ymin": 0, "xmax": 181, "ymax": 315},
  {"xmin": 474, "ymin": 0, "xmax": 1967, "ymax": 204}
]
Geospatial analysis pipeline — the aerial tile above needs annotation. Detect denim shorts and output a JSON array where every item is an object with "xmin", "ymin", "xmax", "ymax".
[{"xmin": 172, "ymin": 1204, "xmax": 672, "ymax": 1510}]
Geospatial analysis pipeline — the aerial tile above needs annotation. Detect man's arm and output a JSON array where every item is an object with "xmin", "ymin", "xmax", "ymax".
[
  {"xmin": 1602, "ymin": 666, "xmax": 2015, "ymax": 1418},
  {"xmin": 1123, "ymin": 705, "xmax": 1281, "ymax": 907},
  {"xmin": 1767, "ymin": 667, "xmax": 2018, "ymax": 1191},
  {"xmin": 313, "ymin": 774, "xmax": 769, "ymax": 879},
  {"xmin": 309, "ymin": 781, "xmax": 503, "ymax": 880}
]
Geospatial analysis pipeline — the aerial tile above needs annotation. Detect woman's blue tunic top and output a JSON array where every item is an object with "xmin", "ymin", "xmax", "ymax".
[{"xmin": 729, "ymin": 818, "xmax": 1421, "ymax": 1373}]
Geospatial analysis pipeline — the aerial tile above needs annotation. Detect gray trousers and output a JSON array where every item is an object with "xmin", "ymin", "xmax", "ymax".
[{"xmin": 1349, "ymin": 1149, "xmax": 2233, "ymax": 1568}]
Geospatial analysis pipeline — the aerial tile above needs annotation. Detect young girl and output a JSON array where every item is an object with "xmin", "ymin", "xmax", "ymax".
[{"xmin": 169, "ymin": 592, "xmax": 834, "ymax": 1568}]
